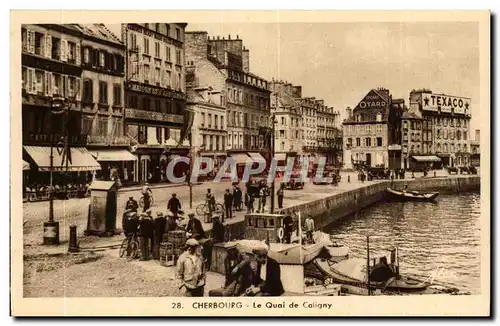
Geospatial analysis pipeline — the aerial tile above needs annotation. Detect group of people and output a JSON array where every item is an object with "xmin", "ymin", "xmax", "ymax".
[{"xmin": 243, "ymin": 182, "xmax": 286, "ymax": 214}]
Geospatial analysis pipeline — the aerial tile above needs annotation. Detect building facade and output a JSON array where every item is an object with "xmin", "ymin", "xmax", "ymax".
[
  {"xmin": 316, "ymin": 100, "xmax": 342, "ymax": 166},
  {"xmin": 470, "ymin": 129, "xmax": 480, "ymax": 166},
  {"xmin": 122, "ymin": 23, "xmax": 188, "ymax": 183},
  {"xmin": 342, "ymin": 88, "xmax": 405, "ymax": 169},
  {"xmin": 185, "ymin": 32, "xmax": 271, "ymax": 168},
  {"xmin": 408, "ymin": 89, "xmax": 472, "ymax": 167},
  {"xmin": 269, "ymin": 81, "xmax": 303, "ymax": 163},
  {"xmin": 72, "ymin": 24, "xmax": 133, "ymax": 185},
  {"xmin": 21, "ymin": 24, "xmax": 101, "ymax": 189}
]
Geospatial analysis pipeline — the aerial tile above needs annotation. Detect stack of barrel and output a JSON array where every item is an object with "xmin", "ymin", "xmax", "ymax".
[{"xmin": 159, "ymin": 230, "xmax": 186, "ymax": 266}]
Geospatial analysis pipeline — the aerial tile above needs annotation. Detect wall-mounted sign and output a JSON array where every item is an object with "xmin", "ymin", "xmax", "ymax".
[
  {"xmin": 421, "ymin": 93, "xmax": 471, "ymax": 115},
  {"xmin": 125, "ymin": 108, "xmax": 184, "ymax": 124},
  {"xmin": 125, "ymin": 82, "xmax": 187, "ymax": 100},
  {"xmin": 356, "ymin": 90, "xmax": 388, "ymax": 110}
]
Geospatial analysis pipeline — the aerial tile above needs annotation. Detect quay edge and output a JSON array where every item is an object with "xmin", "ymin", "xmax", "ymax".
[{"xmin": 225, "ymin": 175, "xmax": 480, "ymax": 238}]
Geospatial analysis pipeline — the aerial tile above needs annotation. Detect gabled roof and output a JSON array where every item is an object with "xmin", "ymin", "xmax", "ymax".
[{"xmin": 72, "ymin": 24, "xmax": 123, "ymax": 46}]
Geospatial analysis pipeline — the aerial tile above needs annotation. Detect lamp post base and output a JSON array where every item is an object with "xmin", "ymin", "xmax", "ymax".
[{"xmin": 43, "ymin": 221, "xmax": 60, "ymax": 245}]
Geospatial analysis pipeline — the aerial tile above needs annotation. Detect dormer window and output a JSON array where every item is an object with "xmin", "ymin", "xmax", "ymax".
[{"xmin": 355, "ymin": 114, "xmax": 361, "ymax": 122}]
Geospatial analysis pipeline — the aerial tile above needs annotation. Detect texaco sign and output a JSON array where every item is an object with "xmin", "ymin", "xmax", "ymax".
[{"xmin": 421, "ymin": 93, "xmax": 471, "ymax": 114}]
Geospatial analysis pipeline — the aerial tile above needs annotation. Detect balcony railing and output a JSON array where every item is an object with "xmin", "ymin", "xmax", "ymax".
[{"xmin": 87, "ymin": 135, "xmax": 131, "ymax": 146}]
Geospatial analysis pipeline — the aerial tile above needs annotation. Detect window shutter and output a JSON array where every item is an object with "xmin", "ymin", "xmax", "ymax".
[
  {"xmin": 26, "ymin": 69, "xmax": 32, "ymax": 94},
  {"xmin": 61, "ymin": 39, "xmax": 67, "ymax": 62},
  {"xmin": 160, "ymin": 69, "xmax": 165, "ymax": 87},
  {"xmin": 40, "ymin": 35, "xmax": 45, "ymax": 57},
  {"xmin": 28, "ymin": 31, "xmax": 35, "ymax": 54},
  {"xmin": 45, "ymin": 35, "xmax": 52, "ymax": 59},
  {"xmin": 62, "ymin": 75, "xmax": 67, "ymax": 97},
  {"xmin": 44, "ymin": 71, "xmax": 50, "ymax": 96},
  {"xmin": 76, "ymin": 43, "xmax": 81, "ymax": 65},
  {"xmin": 75, "ymin": 78, "xmax": 81, "ymax": 101},
  {"xmin": 99, "ymin": 52, "xmax": 105, "ymax": 67}
]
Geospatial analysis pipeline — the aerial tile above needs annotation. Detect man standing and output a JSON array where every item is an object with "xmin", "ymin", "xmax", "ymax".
[
  {"xmin": 206, "ymin": 189, "xmax": 215, "ymax": 214},
  {"xmin": 186, "ymin": 212, "xmax": 206, "ymax": 240},
  {"xmin": 139, "ymin": 210, "xmax": 154, "ymax": 260},
  {"xmin": 211, "ymin": 215, "xmax": 225, "ymax": 244},
  {"xmin": 141, "ymin": 183, "xmax": 153, "ymax": 212},
  {"xmin": 258, "ymin": 187, "xmax": 267, "ymax": 213},
  {"xmin": 177, "ymin": 239, "xmax": 205, "ymax": 297},
  {"xmin": 224, "ymin": 189, "xmax": 233, "ymax": 220},
  {"xmin": 304, "ymin": 215, "xmax": 315, "ymax": 244},
  {"xmin": 233, "ymin": 185, "xmax": 242, "ymax": 211},
  {"xmin": 153, "ymin": 211, "xmax": 167, "ymax": 259},
  {"xmin": 167, "ymin": 193, "xmax": 182, "ymax": 218},
  {"xmin": 282, "ymin": 214, "xmax": 294, "ymax": 244},
  {"xmin": 277, "ymin": 184, "xmax": 284, "ymax": 209},
  {"xmin": 245, "ymin": 191, "xmax": 254, "ymax": 214}
]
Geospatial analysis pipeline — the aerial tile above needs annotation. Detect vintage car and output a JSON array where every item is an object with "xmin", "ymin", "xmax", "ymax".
[
  {"xmin": 284, "ymin": 171, "xmax": 305, "ymax": 190},
  {"xmin": 313, "ymin": 167, "xmax": 341, "ymax": 185}
]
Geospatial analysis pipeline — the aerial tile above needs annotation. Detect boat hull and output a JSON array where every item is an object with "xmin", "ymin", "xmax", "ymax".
[
  {"xmin": 386, "ymin": 188, "xmax": 439, "ymax": 202},
  {"xmin": 313, "ymin": 258, "xmax": 430, "ymax": 292}
]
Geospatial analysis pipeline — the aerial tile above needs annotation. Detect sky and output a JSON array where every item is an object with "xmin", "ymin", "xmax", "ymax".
[{"xmin": 107, "ymin": 22, "xmax": 480, "ymax": 131}]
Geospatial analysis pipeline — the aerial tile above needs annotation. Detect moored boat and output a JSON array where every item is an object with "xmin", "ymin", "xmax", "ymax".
[
  {"xmin": 386, "ymin": 187, "xmax": 439, "ymax": 202},
  {"xmin": 313, "ymin": 257, "xmax": 431, "ymax": 292}
]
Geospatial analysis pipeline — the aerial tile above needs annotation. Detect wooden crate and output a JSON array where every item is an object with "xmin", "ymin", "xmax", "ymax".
[
  {"xmin": 210, "ymin": 242, "xmax": 237, "ymax": 274},
  {"xmin": 167, "ymin": 231, "xmax": 186, "ymax": 246}
]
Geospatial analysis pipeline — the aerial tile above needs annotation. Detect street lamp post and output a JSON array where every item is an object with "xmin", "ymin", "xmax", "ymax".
[
  {"xmin": 43, "ymin": 96, "xmax": 65, "ymax": 245},
  {"xmin": 270, "ymin": 114, "xmax": 277, "ymax": 214}
]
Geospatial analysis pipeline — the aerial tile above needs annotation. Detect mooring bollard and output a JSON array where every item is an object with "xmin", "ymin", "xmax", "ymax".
[
  {"xmin": 434, "ymin": 171, "xmax": 437, "ymax": 178},
  {"xmin": 68, "ymin": 225, "xmax": 79, "ymax": 252},
  {"xmin": 348, "ymin": 175, "xmax": 350, "ymax": 183}
]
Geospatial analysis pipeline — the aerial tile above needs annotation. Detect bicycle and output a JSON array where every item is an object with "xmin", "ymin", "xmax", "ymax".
[
  {"xmin": 196, "ymin": 201, "xmax": 224, "ymax": 216},
  {"xmin": 119, "ymin": 232, "xmax": 140, "ymax": 261},
  {"xmin": 139, "ymin": 194, "xmax": 155, "ymax": 208}
]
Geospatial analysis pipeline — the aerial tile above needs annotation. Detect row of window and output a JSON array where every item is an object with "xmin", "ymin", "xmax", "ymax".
[
  {"xmin": 143, "ymin": 23, "xmax": 182, "ymax": 42},
  {"xmin": 347, "ymin": 137, "xmax": 384, "ymax": 147},
  {"xmin": 81, "ymin": 79, "xmax": 122, "ymax": 106},
  {"xmin": 82, "ymin": 47, "xmax": 124, "ymax": 74},
  {"xmin": 201, "ymin": 134, "xmax": 226, "ymax": 152},
  {"xmin": 127, "ymin": 95, "xmax": 183, "ymax": 115},
  {"xmin": 344, "ymin": 124, "xmax": 385, "ymax": 136},
  {"xmin": 200, "ymin": 112, "xmax": 224, "ymax": 130},
  {"xmin": 435, "ymin": 116, "xmax": 469, "ymax": 128},
  {"xmin": 81, "ymin": 116, "xmax": 123, "ymax": 137},
  {"xmin": 226, "ymin": 110, "xmax": 270, "ymax": 128},
  {"xmin": 226, "ymin": 133, "xmax": 263, "ymax": 149},
  {"xmin": 22, "ymin": 29, "xmax": 80, "ymax": 64},
  {"xmin": 129, "ymin": 33, "xmax": 182, "ymax": 66},
  {"xmin": 22, "ymin": 67, "xmax": 79, "ymax": 98},
  {"xmin": 127, "ymin": 124, "xmax": 181, "ymax": 146},
  {"xmin": 436, "ymin": 130, "xmax": 468, "ymax": 141},
  {"xmin": 130, "ymin": 62, "xmax": 182, "ymax": 91},
  {"xmin": 227, "ymin": 87, "xmax": 270, "ymax": 109},
  {"xmin": 405, "ymin": 143, "xmax": 468, "ymax": 154}
]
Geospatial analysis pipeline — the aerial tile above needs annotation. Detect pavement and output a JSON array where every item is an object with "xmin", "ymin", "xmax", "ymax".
[{"xmin": 22, "ymin": 169, "xmax": 455, "ymax": 249}]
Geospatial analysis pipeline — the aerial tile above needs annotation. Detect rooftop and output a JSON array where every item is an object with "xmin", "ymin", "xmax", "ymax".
[{"xmin": 73, "ymin": 24, "xmax": 123, "ymax": 46}]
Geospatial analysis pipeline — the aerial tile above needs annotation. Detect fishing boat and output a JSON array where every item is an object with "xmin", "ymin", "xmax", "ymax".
[
  {"xmin": 313, "ymin": 257, "xmax": 431, "ymax": 292},
  {"xmin": 386, "ymin": 188, "xmax": 439, "ymax": 202}
]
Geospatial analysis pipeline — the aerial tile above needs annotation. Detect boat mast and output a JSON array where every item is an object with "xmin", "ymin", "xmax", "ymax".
[{"xmin": 366, "ymin": 235, "xmax": 371, "ymax": 296}]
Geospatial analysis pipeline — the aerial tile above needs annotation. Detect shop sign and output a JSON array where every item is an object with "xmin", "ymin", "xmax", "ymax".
[
  {"xmin": 357, "ymin": 91, "xmax": 387, "ymax": 109},
  {"xmin": 421, "ymin": 93, "xmax": 471, "ymax": 114},
  {"xmin": 126, "ymin": 82, "xmax": 186, "ymax": 100},
  {"xmin": 125, "ymin": 108, "xmax": 184, "ymax": 124}
]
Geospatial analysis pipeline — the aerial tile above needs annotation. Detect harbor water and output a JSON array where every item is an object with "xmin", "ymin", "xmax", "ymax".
[{"xmin": 323, "ymin": 191, "xmax": 481, "ymax": 294}]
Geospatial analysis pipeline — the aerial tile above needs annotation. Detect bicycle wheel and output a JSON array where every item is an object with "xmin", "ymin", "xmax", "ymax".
[
  {"xmin": 119, "ymin": 237, "xmax": 129, "ymax": 258},
  {"xmin": 196, "ymin": 203, "xmax": 206, "ymax": 216},
  {"xmin": 127, "ymin": 240, "xmax": 139, "ymax": 261}
]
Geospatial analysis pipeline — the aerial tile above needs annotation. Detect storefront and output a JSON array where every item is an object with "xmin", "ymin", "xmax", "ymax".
[
  {"xmin": 410, "ymin": 155, "xmax": 441, "ymax": 171},
  {"xmin": 89, "ymin": 149, "xmax": 137, "ymax": 187}
]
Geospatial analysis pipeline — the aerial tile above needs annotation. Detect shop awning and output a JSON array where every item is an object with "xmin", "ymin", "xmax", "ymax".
[
  {"xmin": 274, "ymin": 153, "xmax": 287, "ymax": 161},
  {"xmin": 229, "ymin": 153, "xmax": 250, "ymax": 165},
  {"xmin": 412, "ymin": 155, "xmax": 442, "ymax": 163},
  {"xmin": 23, "ymin": 160, "xmax": 30, "ymax": 171},
  {"xmin": 89, "ymin": 149, "xmax": 137, "ymax": 162},
  {"xmin": 247, "ymin": 152, "xmax": 267, "ymax": 164},
  {"xmin": 24, "ymin": 146, "xmax": 102, "ymax": 172}
]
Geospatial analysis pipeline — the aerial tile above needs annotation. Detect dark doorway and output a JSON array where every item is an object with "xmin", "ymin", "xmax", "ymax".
[{"xmin": 365, "ymin": 153, "xmax": 372, "ymax": 167}]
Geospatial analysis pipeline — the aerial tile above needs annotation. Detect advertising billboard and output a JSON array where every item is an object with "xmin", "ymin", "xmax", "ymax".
[{"xmin": 421, "ymin": 93, "xmax": 471, "ymax": 115}]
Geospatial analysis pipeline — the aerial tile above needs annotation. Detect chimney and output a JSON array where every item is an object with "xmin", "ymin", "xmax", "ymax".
[
  {"xmin": 217, "ymin": 36, "xmax": 220, "ymax": 40},
  {"xmin": 242, "ymin": 47, "xmax": 250, "ymax": 73},
  {"xmin": 237, "ymin": 34, "xmax": 239, "ymax": 39},
  {"xmin": 292, "ymin": 86, "xmax": 302, "ymax": 98},
  {"xmin": 346, "ymin": 107, "xmax": 352, "ymax": 119},
  {"xmin": 475, "ymin": 129, "xmax": 480, "ymax": 142}
]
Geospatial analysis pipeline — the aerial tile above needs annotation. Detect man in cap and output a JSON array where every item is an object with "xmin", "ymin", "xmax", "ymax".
[
  {"xmin": 167, "ymin": 193, "xmax": 182, "ymax": 218},
  {"xmin": 240, "ymin": 245, "xmax": 284, "ymax": 297},
  {"xmin": 211, "ymin": 214, "xmax": 225, "ymax": 244},
  {"xmin": 166, "ymin": 211, "xmax": 178, "ymax": 232},
  {"xmin": 223, "ymin": 189, "xmax": 233, "ymax": 220},
  {"xmin": 186, "ymin": 212, "xmax": 205, "ymax": 240},
  {"xmin": 177, "ymin": 238, "xmax": 205, "ymax": 297},
  {"xmin": 139, "ymin": 209, "xmax": 154, "ymax": 260},
  {"xmin": 125, "ymin": 196, "xmax": 139, "ymax": 213},
  {"xmin": 153, "ymin": 211, "xmax": 167, "ymax": 259}
]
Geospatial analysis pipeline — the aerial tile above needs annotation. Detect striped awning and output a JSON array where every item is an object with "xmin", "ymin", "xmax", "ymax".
[
  {"xmin": 24, "ymin": 146, "xmax": 102, "ymax": 172},
  {"xmin": 229, "ymin": 153, "xmax": 250, "ymax": 165},
  {"xmin": 412, "ymin": 155, "xmax": 441, "ymax": 163},
  {"xmin": 23, "ymin": 160, "xmax": 30, "ymax": 171},
  {"xmin": 89, "ymin": 149, "xmax": 137, "ymax": 162}
]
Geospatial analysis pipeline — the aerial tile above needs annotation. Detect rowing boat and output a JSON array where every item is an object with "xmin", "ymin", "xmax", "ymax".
[{"xmin": 386, "ymin": 188, "xmax": 439, "ymax": 202}]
